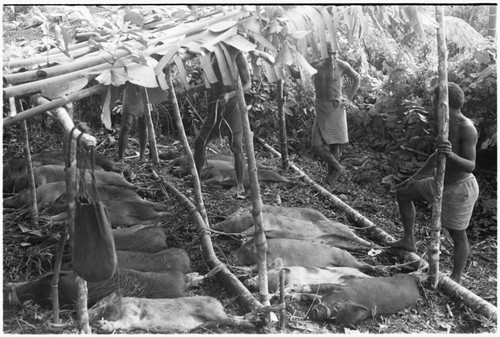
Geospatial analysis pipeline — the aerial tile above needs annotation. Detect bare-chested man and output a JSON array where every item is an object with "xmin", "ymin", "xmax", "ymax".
[
  {"xmin": 388, "ymin": 82, "xmax": 479, "ymax": 284},
  {"xmin": 311, "ymin": 43, "xmax": 360, "ymax": 184},
  {"xmin": 193, "ymin": 45, "xmax": 251, "ymax": 195}
]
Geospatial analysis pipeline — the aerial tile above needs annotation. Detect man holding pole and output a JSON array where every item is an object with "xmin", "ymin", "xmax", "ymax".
[{"xmin": 388, "ymin": 82, "xmax": 479, "ymax": 284}]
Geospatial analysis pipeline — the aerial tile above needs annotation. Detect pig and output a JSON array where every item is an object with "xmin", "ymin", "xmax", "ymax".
[
  {"xmin": 89, "ymin": 293, "xmax": 254, "ymax": 333},
  {"xmin": 171, "ymin": 156, "xmax": 290, "ymax": 187},
  {"xmin": 11, "ymin": 165, "xmax": 135, "ymax": 192},
  {"xmin": 50, "ymin": 200, "xmax": 170, "ymax": 227},
  {"xmin": 233, "ymin": 238, "xmax": 376, "ymax": 273},
  {"xmin": 3, "ymin": 182, "xmax": 143, "ymax": 210},
  {"xmin": 4, "ymin": 268, "xmax": 187, "ymax": 308},
  {"xmin": 244, "ymin": 258, "xmax": 372, "ymax": 294},
  {"xmin": 309, "ymin": 274, "xmax": 421, "ymax": 327},
  {"xmin": 215, "ymin": 206, "xmax": 373, "ymax": 251},
  {"xmin": 112, "ymin": 225, "xmax": 167, "ymax": 253},
  {"xmin": 116, "ymin": 248, "xmax": 191, "ymax": 274}
]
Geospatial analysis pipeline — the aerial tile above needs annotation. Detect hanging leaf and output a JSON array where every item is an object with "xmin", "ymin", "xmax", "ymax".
[
  {"xmin": 126, "ymin": 57, "xmax": 159, "ymax": 88},
  {"xmin": 41, "ymin": 76, "xmax": 89, "ymax": 99},
  {"xmin": 173, "ymin": 55, "xmax": 190, "ymax": 90},
  {"xmin": 124, "ymin": 11, "xmax": 144, "ymax": 27},
  {"xmin": 223, "ymin": 34, "xmax": 257, "ymax": 52},
  {"xmin": 155, "ymin": 43, "xmax": 181, "ymax": 76},
  {"xmin": 208, "ymin": 20, "xmax": 239, "ymax": 33},
  {"xmin": 100, "ymin": 85, "xmax": 117, "ymax": 130},
  {"xmin": 213, "ymin": 44, "xmax": 232, "ymax": 86},
  {"xmin": 95, "ymin": 67, "xmax": 130, "ymax": 86},
  {"xmin": 199, "ymin": 53, "xmax": 218, "ymax": 84}
]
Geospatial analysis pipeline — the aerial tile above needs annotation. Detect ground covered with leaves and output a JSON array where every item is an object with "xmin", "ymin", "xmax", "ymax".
[{"xmin": 2, "ymin": 124, "xmax": 497, "ymax": 334}]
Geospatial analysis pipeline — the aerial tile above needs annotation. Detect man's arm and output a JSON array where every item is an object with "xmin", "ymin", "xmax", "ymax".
[
  {"xmin": 441, "ymin": 124, "xmax": 477, "ymax": 173},
  {"xmin": 339, "ymin": 60, "xmax": 360, "ymax": 102}
]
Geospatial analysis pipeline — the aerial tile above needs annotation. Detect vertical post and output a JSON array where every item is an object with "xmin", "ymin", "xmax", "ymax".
[
  {"xmin": 230, "ymin": 53, "xmax": 270, "ymax": 309},
  {"xmin": 143, "ymin": 89, "xmax": 160, "ymax": 164},
  {"xmin": 277, "ymin": 79, "xmax": 289, "ymax": 170},
  {"xmin": 429, "ymin": 6, "xmax": 450, "ymax": 288}
]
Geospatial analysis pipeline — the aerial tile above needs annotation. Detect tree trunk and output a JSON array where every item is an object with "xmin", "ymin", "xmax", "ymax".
[
  {"xmin": 430, "ymin": 6, "xmax": 449, "ymax": 289},
  {"xmin": 488, "ymin": 5, "xmax": 497, "ymax": 39},
  {"xmin": 277, "ymin": 79, "xmax": 289, "ymax": 170}
]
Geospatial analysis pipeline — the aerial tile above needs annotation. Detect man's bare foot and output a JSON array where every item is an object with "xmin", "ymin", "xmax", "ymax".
[
  {"xmin": 387, "ymin": 238, "xmax": 417, "ymax": 252},
  {"xmin": 226, "ymin": 186, "xmax": 245, "ymax": 196},
  {"xmin": 325, "ymin": 167, "xmax": 345, "ymax": 185},
  {"xmin": 449, "ymin": 274, "xmax": 462, "ymax": 285}
]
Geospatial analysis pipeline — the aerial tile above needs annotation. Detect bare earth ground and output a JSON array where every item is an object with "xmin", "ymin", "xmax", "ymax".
[{"xmin": 2, "ymin": 135, "xmax": 497, "ymax": 334}]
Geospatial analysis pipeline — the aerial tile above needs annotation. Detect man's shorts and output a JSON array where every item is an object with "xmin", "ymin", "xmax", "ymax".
[
  {"xmin": 414, "ymin": 174, "xmax": 479, "ymax": 230},
  {"xmin": 198, "ymin": 96, "xmax": 242, "ymax": 142}
]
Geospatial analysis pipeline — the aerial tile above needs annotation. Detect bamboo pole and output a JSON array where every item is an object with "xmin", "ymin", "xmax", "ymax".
[
  {"xmin": 3, "ymin": 85, "xmax": 107, "ymax": 128},
  {"xmin": 277, "ymin": 79, "xmax": 289, "ymax": 170},
  {"xmin": 256, "ymin": 136, "xmax": 497, "ymax": 322},
  {"xmin": 430, "ymin": 6, "xmax": 449, "ymax": 289}
]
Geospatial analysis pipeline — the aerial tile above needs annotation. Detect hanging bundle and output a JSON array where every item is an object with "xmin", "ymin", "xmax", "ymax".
[{"xmin": 72, "ymin": 134, "xmax": 117, "ymax": 282}]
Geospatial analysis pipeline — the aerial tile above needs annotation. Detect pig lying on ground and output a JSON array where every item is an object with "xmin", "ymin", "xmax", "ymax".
[
  {"xmin": 308, "ymin": 274, "xmax": 421, "ymax": 327},
  {"xmin": 113, "ymin": 225, "xmax": 167, "ymax": 253},
  {"xmin": 215, "ymin": 205, "xmax": 373, "ymax": 251},
  {"xmin": 3, "ymin": 182, "xmax": 143, "ymax": 210},
  {"xmin": 116, "ymin": 248, "xmax": 191, "ymax": 274},
  {"xmin": 4, "ymin": 268, "xmax": 188, "ymax": 308},
  {"xmin": 89, "ymin": 293, "xmax": 255, "ymax": 333},
  {"xmin": 244, "ymin": 258, "xmax": 372, "ymax": 295},
  {"xmin": 11, "ymin": 165, "xmax": 135, "ymax": 192},
  {"xmin": 233, "ymin": 238, "xmax": 376, "ymax": 273},
  {"xmin": 172, "ymin": 156, "xmax": 290, "ymax": 187},
  {"xmin": 50, "ymin": 200, "xmax": 170, "ymax": 227}
]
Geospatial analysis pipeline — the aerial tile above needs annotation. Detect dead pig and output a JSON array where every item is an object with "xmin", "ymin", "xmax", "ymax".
[
  {"xmin": 233, "ymin": 238, "xmax": 376, "ymax": 273},
  {"xmin": 217, "ymin": 208, "xmax": 373, "ymax": 251},
  {"xmin": 309, "ymin": 274, "xmax": 421, "ymax": 326},
  {"xmin": 50, "ymin": 200, "xmax": 170, "ymax": 227},
  {"xmin": 4, "ymin": 182, "xmax": 143, "ymax": 210},
  {"xmin": 116, "ymin": 248, "xmax": 191, "ymax": 274},
  {"xmin": 89, "ymin": 293, "xmax": 254, "ymax": 333},
  {"xmin": 113, "ymin": 225, "xmax": 167, "ymax": 253},
  {"xmin": 4, "ymin": 268, "xmax": 187, "ymax": 308},
  {"xmin": 12, "ymin": 165, "xmax": 135, "ymax": 192},
  {"xmin": 245, "ymin": 258, "xmax": 372, "ymax": 294}
]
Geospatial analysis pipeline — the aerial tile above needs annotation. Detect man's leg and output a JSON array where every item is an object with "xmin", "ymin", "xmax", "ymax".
[
  {"xmin": 117, "ymin": 112, "xmax": 135, "ymax": 162},
  {"xmin": 387, "ymin": 184, "xmax": 427, "ymax": 252},
  {"xmin": 229, "ymin": 132, "xmax": 245, "ymax": 194},
  {"xmin": 311, "ymin": 119, "xmax": 343, "ymax": 184},
  {"xmin": 447, "ymin": 228, "xmax": 469, "ymax": 284},
  {"xmin": 137, "ymin": 115, "xmax": 148, "ymax": 161}
]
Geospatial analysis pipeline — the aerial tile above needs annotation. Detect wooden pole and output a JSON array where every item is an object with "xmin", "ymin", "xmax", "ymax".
[
  {"xmin": 165, "ymin": 68, "xmax": 209, "ymax": 225},
  {"xmin": 229, "ymin": 52, "xmax": 270, "ymax": 309},
  {"xmin": 3, "ymin": 85, "xmax": 107, "ymax": 128},
  {"xmin": 277, "ymin": 79, "xmax": 289, "ymax": 170},
  {"xmin": 429, "ymin": 6, "xmax": 450, "ymax": 289},
  {"xmin": 143, "ymin": 88, "xmax": 159, "ymax": 164}
]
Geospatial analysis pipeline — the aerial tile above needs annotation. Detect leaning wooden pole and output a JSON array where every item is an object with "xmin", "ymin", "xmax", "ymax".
[
  {"xmin": 430, "ymin": 6, "xmax": 450, "ymax": 289},
  {"xmin": 229, "ymin": 50, "xmax": 270, "ymax": 309},
  {"xmin": 165, "ymin": 67, "xmax": 208, "ymax": 225},
  {"xmin": 143, "ymin": 88, "xmax": 160, "ymax": 164}
]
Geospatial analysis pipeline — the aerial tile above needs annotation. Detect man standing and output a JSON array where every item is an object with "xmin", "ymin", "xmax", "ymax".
[
  {"xmin": 388, "ymin": 82, "xmax": 479, "ymax": 284},
  {"xmin": 193, "ymin": 45, "xmax": 251, "ymax": 195},
  {"xmin": 311, "ymin": 43, "xmax": 360, "ymax": 184}
]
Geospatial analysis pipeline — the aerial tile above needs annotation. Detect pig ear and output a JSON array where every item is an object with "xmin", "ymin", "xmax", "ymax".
[
  {"xmin": 269, "ymin": 258, "xmax": 283, "ymax": 270},
  {"xmin": 340, "ymin": 302, "xmax": 370, "ymax": 317}
]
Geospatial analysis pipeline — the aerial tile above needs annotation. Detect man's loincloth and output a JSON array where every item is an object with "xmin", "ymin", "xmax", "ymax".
[
  {"xmin": 414, "ymin": 174, "xmax": 479, "ymax": 230},
  {"xmin": 313, "ymin": 98, "xmax": 348, "ymax": 145}
]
